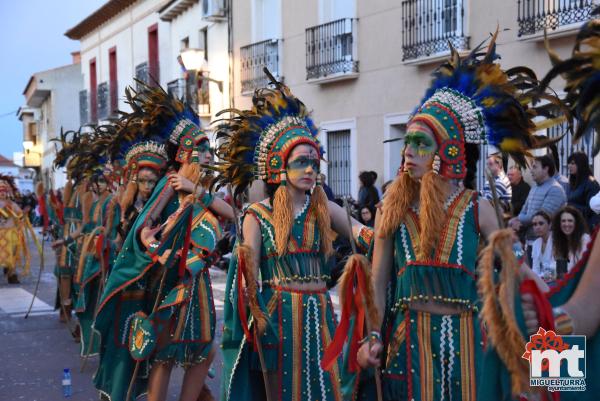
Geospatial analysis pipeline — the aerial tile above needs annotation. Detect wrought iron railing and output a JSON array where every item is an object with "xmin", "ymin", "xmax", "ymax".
[
  {"xmin": 240, "ymin": 39, "xmax": 282, "ymax": 93},
  {"xmin": 517, "ymin": 0, "xmax": 594, "ymax": 37},
  {"xmin": 135, "ymin": 62, "xmax": 149, "ymax": 90},
  {"xmin": 548, "ymin": 122, "xmax": 596, "ymax": 176},
  {"xmin": 306, "ymin": 18, "xmax": 358, "ymax": 80},
  {"xmin": 97, "ymin": 82, "xmax": 109, "ymax": 120},
  {"xmin": 401, "ymin": 0, "xmax": 469, "ymax": 61},
  {"xmin": 79, "ymin": 90, "xmax": 89, "ymax": 125},
  {"xmin": 167, "ymin": 78, "xmax": 187, "ymax": 100}
]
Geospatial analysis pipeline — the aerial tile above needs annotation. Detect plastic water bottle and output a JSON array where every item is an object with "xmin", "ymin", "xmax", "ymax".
[{"xmin": 62, "ymin": 368, "xmax": 72, "ymax": 398}]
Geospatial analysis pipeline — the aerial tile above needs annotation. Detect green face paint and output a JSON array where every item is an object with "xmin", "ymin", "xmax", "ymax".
[
  {"xmin": 286, "ymin": 156, "xmax": 320, "ymax": 172},
  {"xmin": 405, "ymin": 129, "xmax": 437, "ymax": 157}
]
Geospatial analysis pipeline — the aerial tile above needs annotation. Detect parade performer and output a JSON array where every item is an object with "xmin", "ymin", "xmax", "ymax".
[
  {"xmin": 354, "ymin": 33, "xmax": 564, "ymax": 401},
  {"xmin": 477, "ymin": 11, "xmax": 600, "ymax": 400},
  {"xmin": 0, "ymin": 174, "xmax": 30, "ymax": 284},
  {"xmin": 93, "ymin": 82, "xmax": 232, "ymax": 401},
  {"xmin": 216, "ymin": 72, "xmax": 373, "ymax": 401}
]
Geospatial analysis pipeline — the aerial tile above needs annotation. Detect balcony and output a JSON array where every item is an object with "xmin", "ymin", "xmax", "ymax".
[
  {"xmin": 517, "ymin": 0, "xmax": 594, "ymax": 38},
  {"xmin": 240, "ymin": 39, "xmax": 283, "ymax": 94},
  {"xmin": 401, "ymin": 0, "xmax": 469, "ymax": 63},
  {"xmin": 135, "ymin": 62, "xmax": 150, "ymax": 90},
  {"xmin": 305, "ymin": 18, "xmax": 358, "ymax": 83},
  {"xmin": 79, "ymin": 90, "xmax": 89, "ymax": 125},
  {"xmin": 97, "ymin": 82, "xmax": 110, "ymax": 121},
  {"xmin": 167, "ymin": 76, "xmax": 211, "ymax": 117}
]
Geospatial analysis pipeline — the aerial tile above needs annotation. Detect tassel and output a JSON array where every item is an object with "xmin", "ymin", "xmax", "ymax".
[
  {"xmin": 63, "ymin": 180, "xmax": 73, "ymax": 207},
  {"xmin": 478, "ymin": 229, "xmax": 532, "ymax": 396},
  {"xmin": 273, "ymin": 172, "xmax": 293, "ymax": 256},
  {"xmin": 322, "ymin": 254, "xmax": 378, "ymax": 372},
  {"xmin": 178, "ymin": 162, "xmax": 201, "ymax": 185},
  {"xmin": 119, "ymin": 180, "xmax": 138, "ymax": 215},
  {"xmin": 379, "ymin": 173, "xmax": 419, "ymax": 238},
  {"xmin": 237, "ymin": 244, "xmax": 268, "ymax": 339},
  {"xmin": 80, "ymin": 190, "xmax": 94, "ymax": 226},
  {"xmin": 417, "ymin": 171, "xmax": 450, "ymax": 260},
  {"xmin": 310, "ymin": 183, "xmax": 336, "ymax": 257}
]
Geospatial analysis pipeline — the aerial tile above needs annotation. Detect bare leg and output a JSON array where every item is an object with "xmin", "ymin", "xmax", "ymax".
[
  {"xmin": 148, "ymin": 362, "xmax": 173, "ymax": 401},
  {"xmin": 179, "ymin": 347, "xmax": 216, "ymax": 401}
]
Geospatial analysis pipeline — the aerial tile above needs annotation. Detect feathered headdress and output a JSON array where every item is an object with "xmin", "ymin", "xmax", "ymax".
[
  {"xmin": 411, "ymin": 30, "xmax": 568, "ymax": 179},
  {"xmin": 212, "ymin": 68, "xmax": 323, "ymax": 199},
  {"xmin": 541, "ymin": 7, "xmax": 600, "ymax": 155},
  {"xmin": 0, "ymin": 174, "xmax": 18, "ymax": 199},
  {"xmin": 120, "ymin": 80, "xmax": 208, "ymax": 165}
]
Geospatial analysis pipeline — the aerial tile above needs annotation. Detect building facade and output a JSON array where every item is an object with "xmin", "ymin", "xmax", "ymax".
[
  {"xmin": 18, "ymin": 58, "xmax": 83, "ymax": 189},
  {"xmin": 231, "ymin": 0, "xmax": 598, "ymax": 199}
]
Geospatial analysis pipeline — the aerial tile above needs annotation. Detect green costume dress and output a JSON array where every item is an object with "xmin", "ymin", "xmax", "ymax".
[
  {"xmin": 367, "ymin": 189, "xmax": 483, "ymax": 401},
  {"xmin": 93, "ymin": 177, "xmax": 221, "ymax": 401},
  {"xmin": 221, "ymin": 199, "xmax": 345, "ymax": 401},
  {"xmin": 75, "ymin": 193, "xmax": 117, "ymax": 357}
]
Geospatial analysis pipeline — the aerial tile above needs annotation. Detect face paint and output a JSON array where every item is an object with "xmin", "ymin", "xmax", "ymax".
[
  {"xmin": 404, "ymin": 128, "xmax": 437, "ymax": 157},
  {"xmin": 287, "ymin": 156, "xmax": 320, "ymax": 172},
  {"xmin": 197, "ymin": 141, "xmax": 211, "ymax": 153}
]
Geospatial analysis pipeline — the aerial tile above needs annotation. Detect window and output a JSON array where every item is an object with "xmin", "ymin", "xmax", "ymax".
[
  {"xmin": 148, "ymin": 24, "xmax": 159, "ymax": 82},
  {"xmin": 199, "ymin": 28, "xmax": 208, "ymax": 61},
  {"xmin": 109, "ymin": 47, "xmax": 117, "ymax": 114},
  {"xmin": 326, "ymin": 129, "xmax": 352, "ymax": 198},
  {"xmin": 181, "ymin": 36, "xmax": 189, "ymax": 50},
  {"xmin": 89, "ymin": 58, "xmax": 97, "ymax": 122}
]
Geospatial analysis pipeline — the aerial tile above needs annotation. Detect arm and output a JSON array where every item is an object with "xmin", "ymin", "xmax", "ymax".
[
  {"xmin": 241, "ymin": 212, "xmax": 262, "ymax": 278},
  {"xmin": 542, "ymin": 186, "xmax": 567, "ymax": 217},
  {"xmin": 208, "ymin": 196, "xmax": 235, "ymax": 221},
  {"xmin": 478, "ymin": 198, "xmax": 499, "ymax": 240},
  {"xmin": 357, "ymin": 210, "xmax": 393, "ymax": 368},
  {"xmin": 327, "ymin": 200, "xmax": 366, "ymax": 242},
  {"xmin": 590, "ymin": 191, "xmax": 600, "ymax": 214}
]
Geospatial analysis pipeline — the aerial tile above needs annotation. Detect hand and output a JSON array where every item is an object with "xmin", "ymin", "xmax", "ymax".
[
  {"xmin": 168, "ymin": 173, "xmax": 195, "ymax": 193},
  {"xmin": 357, "ymin": 340, "xmax": 383, "ymax": 368},
  {"xmin": 521, "ymin": 293, "xmax": 539, "ymax": 336},
  {"xmin": 140, "ymin": 225, "xmax": 161, "ymax": 249},
  {"xmin": 51, "ymin": 239, "xmax": 64, "ymax": 249},
  {"xmin": 158, "ymin": 249, "xmax": 172, "ymax": 265}
]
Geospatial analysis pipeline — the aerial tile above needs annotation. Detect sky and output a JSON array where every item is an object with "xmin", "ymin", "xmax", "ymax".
[{"xmin": 0, "ymin": 0, "xmax": 106, "ymax": 161}]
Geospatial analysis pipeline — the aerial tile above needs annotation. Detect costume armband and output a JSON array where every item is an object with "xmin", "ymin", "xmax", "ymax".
[
  {"xmin": 553, "ymin": 306, "xmax": 574, "ymax": 335},
  {"xmin": 355, "ymin": 225, "xmax": 374, "ymax": 254}
]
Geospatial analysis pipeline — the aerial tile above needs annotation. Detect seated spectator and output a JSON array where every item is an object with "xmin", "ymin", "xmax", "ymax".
[
  {"xmin": 507, "ymin": 165, "xmax": 530, "ymax": 216},
  {"xmin": 552, "ymin": 205, "xmax": 591, "ymax": 273},
  {"xmin": 482, "ymin": 153, "xmax": 512, "ymax": 211},
  {"xmin": 566, "ymin": 152, "xmax": 600, "ymax": 228},
  {"xmin": 529, "ymin": 211, "xmax": 556, "ymax": 282},
  {"xmin": 508, "ymin": 154, "xmax": 566, "ymax": 242},
  {"xmin": 357, "ymin": 171, "xmax": 379, "ymax": 210},
  {"xmin": 359, "ymin": 205, "xmax": 375, "ymax": 227}
]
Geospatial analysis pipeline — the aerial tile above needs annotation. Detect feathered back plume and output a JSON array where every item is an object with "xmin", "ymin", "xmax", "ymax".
[{"xmin": 541, "ymin": 7, "xmax": 600, "ymax": 155}]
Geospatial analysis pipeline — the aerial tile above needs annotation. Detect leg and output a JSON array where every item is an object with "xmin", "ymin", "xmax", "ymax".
[
  {"xmin": 147, "ymin": 361, "xmax": 173, "ymax": 401},
  {"xmin": 178, "ymin": 347, "xmax": 216, "ymax": 401}
]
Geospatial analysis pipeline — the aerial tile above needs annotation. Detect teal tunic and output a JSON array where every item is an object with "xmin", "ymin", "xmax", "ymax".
[
  {"xmin": 221, "ymin": 199, "xmax": 345, "ymax": 401},
  {"xmin": 361, "ymin": 189, "xmax": 483, "ymax": 401}
]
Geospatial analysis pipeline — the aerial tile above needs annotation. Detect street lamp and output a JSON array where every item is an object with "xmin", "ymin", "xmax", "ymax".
[{"xmin": 179, "ymin": 48, "xmax": 223, "ymax": 93}]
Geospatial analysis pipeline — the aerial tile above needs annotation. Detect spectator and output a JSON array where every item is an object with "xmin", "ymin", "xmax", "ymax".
[
  {"xmin": 482, "ymin": 154, "xmax": 512, "ymax": 211},
  {"xmin": 529, "ymin": 211, "xmax": 556, "ymax": 282},
  {"xmin": 552, "ymin": 205, "xmax": 591, "ymax": 272},
  {"xmin": 507, "ymin": 165, "xmax": 530, "ymax": 216},
  {"xmin": 357, "ymin": 171, "xmax": 379, "ymax": 210},
  {"xmin": 508, "ymin": 154, "xmax": 566, "ymax": 242},
  {"xmin": 359, "ymin": 205, "xmax": 375, "ymax": 227},
  {"xmin": 547, "ymin": 142, "xmax": 570, "ymax": 194},
  {"xmin": 319, "ymin": 173, "xmax": 335, "ymax": 201},
  {"xmin": 566, "ymin": 152, "xmax": 600, "ymax": 228}
]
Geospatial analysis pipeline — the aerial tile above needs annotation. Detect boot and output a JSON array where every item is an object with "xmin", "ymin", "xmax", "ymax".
[{"xmin": 7, "ymin": 273, "xmax": 20, "ymax": 284}]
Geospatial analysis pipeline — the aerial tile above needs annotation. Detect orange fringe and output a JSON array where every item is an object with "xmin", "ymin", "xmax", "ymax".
[
  {"xmin": 179, "ymin": 162, "xmax": 201, "ymax": 185},
  {"xmin": 478, "ymin": 229, "xmax": 532, "ymax": 396},
  {"xmin": 273, "ymin": 185, "xmax": 293, "ymax": 256},
  {"xmin": 80, "ymin": 189, "xmax": 94, "ymax": 226},
  {"xmin": 63, "ymin": 181, "xmax": 73, "ymax": 207},
  {"xmin": 378, "ymin": 173, "xmax": 419, "ymax": 238},
  {"xmin": 119, "ymin": 180, "xmax": 138, "ymax": 216},
  {"xmin": 417, "ymin": 171, "xmax": 451, "ymax": 260},
  {"xmin": 238, "ymin": 243, "xmax": 268, "ymax": 336},
  {"xmin": 339, "ymin": 254, "xmax": 380, "ymax": 329},
  {"xmin": 311, "ymin": 185, "xmax": 336, "ymax": 258}
]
